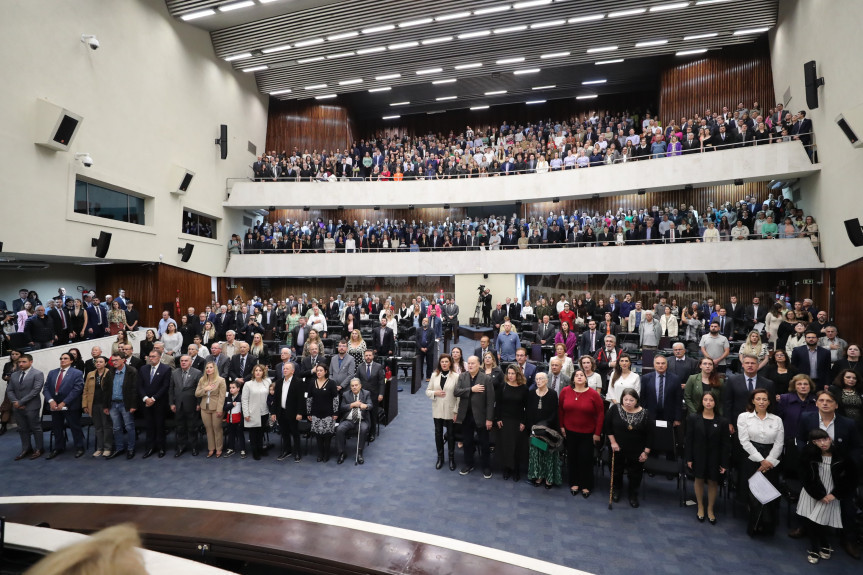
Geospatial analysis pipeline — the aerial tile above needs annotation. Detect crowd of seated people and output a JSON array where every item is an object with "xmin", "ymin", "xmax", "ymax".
[
  {"xmin": 3, "ymin": 285, "xmax": 859, "ymax": 562},
  {"xmin": 251, "ymin": 101, "xmax": 814, "ymax": 182},
  {"xmin": 230, "ymin": 196, "xmax": 818, "ymax": 254}
]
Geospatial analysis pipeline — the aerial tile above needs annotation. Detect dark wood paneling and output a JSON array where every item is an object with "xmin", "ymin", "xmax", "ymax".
[
  {"xmin": 659, "ymin": 40, "xmax": 775, "ymax": 127},
  {"xmin": 156, "ymin": 264, "xmax": 214, "ymax": 319},
  {"xmin": 834, "ymin": 258, "xmax": 863, "ymax": 346},
  {"xmin": 266, "ymin": 100, "xmax": 355, "ymax": 156}
]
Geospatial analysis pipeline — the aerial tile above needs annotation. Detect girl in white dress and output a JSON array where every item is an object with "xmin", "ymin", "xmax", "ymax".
[{"xmin": 606, "ymin": 354, "xmax": 640, "ymax": 404}]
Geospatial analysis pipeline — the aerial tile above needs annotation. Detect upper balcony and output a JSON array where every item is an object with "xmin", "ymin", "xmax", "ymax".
[{"xmin": 224, "ymin": 141, "xmax": 819, "ymax": 210}]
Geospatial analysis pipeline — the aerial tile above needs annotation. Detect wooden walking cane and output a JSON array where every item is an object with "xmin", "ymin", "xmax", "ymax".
[{"xmin": 608, "ymin": 450, "xmax": 615, "ymax": 510}]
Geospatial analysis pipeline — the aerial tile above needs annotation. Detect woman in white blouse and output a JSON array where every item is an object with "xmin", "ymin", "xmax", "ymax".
[
  {"xmin": 578, "ymin": 355, "xmax": 603, "ymax": 394},
  {"xmin": 736, "ymin": 389, "xmax": 784, "ymax": 536},
  {"xmin": 535, "ymin": 154, "xmax": 549, "ymax": 174},
  {"xmin": 702, "ymin": 221, "xmax": 720, "ymax": 242},
  {"xmin": 607, "ymin": 354, "xmax": 640, "ymax": 404},
  {"xmin": 660, "ymin": 307, "xmax": 678, "ymax": 339},
  {"xmin": 242, "ymin": 363, "xmax": 271, "ymax": 461},
  {"xmin": 553, "ymin": 344, "xmax": 575, "ymax": 380},
  {"xmin": 425, "ymin": 354, "xmax": 460, "ymax": 471},
  {"xmin": 160, "ymin": 322, "xmax": 183, "ymax": 362}
]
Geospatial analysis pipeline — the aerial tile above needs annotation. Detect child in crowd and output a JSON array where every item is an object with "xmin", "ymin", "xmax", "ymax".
[{"xmin": 224, "ymin": 382, "xmax": 246, "ymax": 458}]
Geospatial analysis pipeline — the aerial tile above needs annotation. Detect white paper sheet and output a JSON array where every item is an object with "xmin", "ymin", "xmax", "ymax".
[{"xmin": 748, "ymin": 470, "xmax": 781, "ymax": 504}]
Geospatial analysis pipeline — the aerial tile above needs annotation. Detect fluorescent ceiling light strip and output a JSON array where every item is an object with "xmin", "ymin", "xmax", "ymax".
[
  {"xmin": 733, "ymin": 27, "xmax": 769, "ymax": 35},
  {"xmin": 532, "ymin": 84, "xmax": 555, "ymax": 89},
  {"xmin": 474, "ymin": 5, "xmax": 511, "ymax": 15},
  {"xmin": 382, "ymin": 115, "xmax": 400, "ymax": 119},
  {"xmin": 338, "ymin": 78, "xmax": 363, "ymax": 85},
  {"xmin": 459, "ymin": 30, "xmax": 490, "ymax": 39},
  {"xmin": 259, "ymin": 0, "xmax": 283, "ymax": 3},
  {"xmin": 297, "ymin": 56, "xmax": 324, "ymax": 63},
  {"xmin": 454, "ymin": 62, "xmax": 482, "ymax": 70},
  {"xmin": 471, "ymin": 105, "xmax": 489, "ymax": 110},
  {"xmin": 595, "ymin": 58, "xmax": 624, "ymax": 64},
  {"xmin": 261, "ymin": 45, "xmax": 291, "ymax": 54},
  {"xmin": 514, "ymin": 0, "xmax": 552, "ymax": 8},
  {"xmin": 180, "ymin": 9, "xmax": 214, "ymax": 20},
  {"xmin": 582, "ymin": 79, "xmax": 606, "ymax": 85},
  {"xmin": 696, "ymin": 0, "xmax": 733, "ymax": 5},
  {"xmin": 315, "ymin": 94, "xmax": 336, "ymax": 100},
  {"xmin": 526, "ymin": 100, "xmax": 546, "ymax": 104},
  {"xmin": 436, "ymin": 11, "xmax": 471, "ymax": 21},
  {"xmin": 416, "ymin": 67, "xmax": 443, "ymax": 75},
  {"xmin": 432, "ymin": 78, "xmax": 457, "ymax": 84},
  {"xmin": 569, "ymin": 14, "xmax": 604, "ymax": 23},
  {"xmin": 269, "ymin": 89, "xmax": 292, "ymax": 95},
  {"xmin": 635, "ymin": 39, "xmax": 669, "ymax": 47},
  {"xmin": 423, "ymin": 36, "xmax": 453, "ymax": 44},
  {"xmin": 609, "ymin": 8, "xmax": 646, "ymax": 18},
  {"xmin": 494, "ymin": 25, "xmax": 527, "ymax": 34},
  {"xmin": 369, "ymin": 87, "xmax": 391, "ymax": 92},
  {"xmin": 587, "ymin": 45, "xmax": 617, "ymax": 53},
  {"xmin": 224, "ymin": 53, "xmax": 252, "ymax": 61},
  {"xmin": 389, "ymin": 41, "xmax": 419, "ymax": 50},
  {"xmin": 399, "ymin": 18, "xmax": 433, "ymax": 27},
  {"xmin": 294, "ymin": 38, "xmax": 324, "ymax": 47},
  {"xmin": 218, "ymin": 1, "xmax": 254, "ymax": 12},
  {"xmin": 684, "ymin": 32, "xmax": 718, "ymax": 40},
  {"xmin": 390, "ymin": 101, "xmax": 410, "ymax": 106},
  {"xmin": 327, "ymin": 51, "xmax": 355, "ymax": 59},
  {"xmin": 541, "ymin": 51, "xmax": 570, "ymax": 59},
  {"xmin": 576, "ymin": 94, "xmax": 598, "ymax": 99},
  {"xmin": 485, "ymin": 90, "xmax": 507, "ymax": 95},
  {"xmin": 532, "ymin": 20, "xmax": 566, "ymax": 29},
  {"xmin": 436, "ymin": 96, "xmax": 457, "ymax": 101},
  {"xmin": 362, "ymin": 24, "xmax": 395, "ymax": 34},
  {"xmin": 514, "ymin": 68, "xmax": 540, "ymax": 75},
  {"xmin": 676, "ymin": 49, "xmax": 707, "ymax": 56},
  {"xmin": 496, "ymin": 57, "xmax": 525, "ymax": 64},
  {"xmin": 328, "ymin": 31, "xmax": 358, "ymax": 41},
  {"xmin": 357, "ymin": 46, "xmax": 386, "ymax": 54},
  {"xmin": 304, "ymin": 84, "xmax": 328, "ymax": 90},
  {"xmin": 376, "ymin": 73, "xmax": 401, "ymax": 80},
  {"xmin": 242, "ymin": 65, "xmax": 268, "ymax": 72},
  {"xmin": 649, "ymin": 2, "xmax": 690, "ymax": 12}
]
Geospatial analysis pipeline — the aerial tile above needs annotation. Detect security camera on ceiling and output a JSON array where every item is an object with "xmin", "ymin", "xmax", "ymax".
[
  {"xmin": 81, "ymin": 34, "xmax": 100, "ymax": 50},
  {"xmin": 75, "ymin": 153, "xmax": 93, "ymax": 167}
]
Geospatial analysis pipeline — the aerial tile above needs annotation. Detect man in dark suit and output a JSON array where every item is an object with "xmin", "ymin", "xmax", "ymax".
[
  {"xmin": 43, "ymin": 353, "xmax": 86, "ymax": 459},
  {"xmin": 473, "ymin": 335, "xmax": 495, "ymax": 361},
  {"xmin": 490, "ymin": 303, "xmax": 507, "ymax": 331},
  {"xmin": 12, "ymin": 289, "xmax": 31, "ymax": 313},
  {"xmin": 744, "ymin": 297, "xmax": 767, "ymax": 331},
  {"xmin": 481, "ymin": 288, "xmax": 492, "ymax": 325},
  {"xmin": 443, "ymin": 298, "xmax": 460, "ymax": 341},
  {"xmin": 290, "ymin": 317, "xmax": 312, "ymax": 358},
  {"xmin": 187, "ymin": 344, "xmax": 207, "ymax": 372},
  {"xmin": 454, "ymin": 355, "xmax": 496, "ymax": 478},
  {"xmin": 229, "ymin": 342, "xmax": 255, "ymax": 385},
  {"xmin": 790, "ymin": 331, "xmax": 832, "ymax": 388},
  {"xmin": 640, "ymin": 356, "xmax": 683, "ymax": 425},
  {"xmin": 233, "ymin": 304, "xmax": 251, "ymax": 333},
  {"xmin": 271, "ymin": 362, "xmax": 305, "ymax": 462},
  {"xmin": 417, "ymin": 318, "xmax": 436, "ymax": 380},
  {"xmin": 105, "ymin": 353, "xmax": 140, "ymax": 460},
  {"xmin": 513, "ymin": 348, "xmax": 537, "ymax": 388},
  {"xmin": 260, "ymin": 303, "xmax": 277, "ymax": 339},
  {"xmin": 535, "ymin": 315, "xmax": 556, "ymax": 346},
  {"xmin": 6, "ymin": 353, "xmax": 45, "ymax": 460},
  {"xmin": 724, "ymin": 355, "xmax": 776, "ymax": 433},
  {"xmin": 663, "ymin": 222, "xmax": 683, "ymax": 244},
  {"xmin": 372, "ymin": 317, "xmax": 395, "ymax": 358},
  {"xmin": 214, "ymin": 306, "xmax": 234, "ymax": 340},
  {"xmin": 298, "ymin": 342, "xmax": 326, "ymax": 384},
  {"xmin": 725, "ymin": 296, "xmax": 745, "ymax": 325},
  {"xmin": 120, "ymin": 343, "xmax": 144, "ymax": 371},
  {"xmin": 791, "ymin": 110, "xmax": 813, "ymax": 156},
  {"xmin": 666, "ymin": 343, "xmax": 699, "ymax": 382},
  {"xmin": 326, "ymin": 297, "xmax": 341, "ymax": 321},
  {"xmin": 578, "ymin": 320, "xmax": 602, "ymax": 357},
  {"xmin": 48, "ymin": 298, "xmax": 71, "ymax": 345},
  {"xmin": 335, "ymin": 378, "xmax": 373, "ymax": 464},
  {"xmin": 357, "ymin": 349, "xmax": 385, "ymax": 441},
  {"xmin": 681, "ymin": 132, "xmax": 700, "ymax": 154},
  {"xmin": 736, "ymin": 124, "xmax": 755, "ymax": 147},
  {"xmin": 86, "ymin": 297, "xmax": 108, "ymax": 339},
  {"xmin": 208, "ymin": 343, "xmax": 231, "ymax": 379},
  {"xmin": 169, "ymin": 355, "xmax": 202, "ymax": 457},
  {"xmin": 138, "ymin": 349, "xmax": 172, "ymax": 458}
]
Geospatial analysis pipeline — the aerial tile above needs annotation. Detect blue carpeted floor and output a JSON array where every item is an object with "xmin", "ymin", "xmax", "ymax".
[{"xmin": 0, "ymin": 365, "xmax": 857, "ymax": 574}]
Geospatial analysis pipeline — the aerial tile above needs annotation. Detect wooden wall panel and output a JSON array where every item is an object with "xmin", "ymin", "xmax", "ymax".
[
  {"xmin": 156, "ymin": 264, "xmax": 214, "ymax": 320},
  {"xmin": 659, "ymin": 40, "xmax": 775, "ymax": 128},
  {"xmin": 265, "ymin": 100, "xmax": 355, "ymax": 156},
  {"xmin": 834, "ymin": 258, "xmax": 863, "ymax": 346}
]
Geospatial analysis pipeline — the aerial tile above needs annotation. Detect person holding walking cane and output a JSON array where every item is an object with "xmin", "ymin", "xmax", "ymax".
[{"xmin": 605, "ymin": 388, "xmax": 655, "ymax": 508}]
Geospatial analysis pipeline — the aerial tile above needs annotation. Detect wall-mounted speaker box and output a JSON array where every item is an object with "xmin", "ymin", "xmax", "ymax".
[
  {"xmin": 34, "ymin": 98, "xmax": 83, "ymax": 152},
  {"xmin": 178, "ymin": 243, "xmax": 194, "ymax": 263},
  {"xmin": 845, "ymin": 219, "xmax": 863, "ymax": 247},
  {"xmin": 168, "ymin": 165, "xmax": 196, "ymax": 194},
  {"xmin": 91, "ymin": 231, "xmax": 112, "ymax": 258},
  {"xmin": 836, "ymin": 102, "xmax": 863, "ymax": 148},
  {"xmin": 803, "ymin": 60, "xmax": 824, "ymax": 110},
  {"xmin": 215, "ymin": 124, "xmax": 228, "ymax": 160}
]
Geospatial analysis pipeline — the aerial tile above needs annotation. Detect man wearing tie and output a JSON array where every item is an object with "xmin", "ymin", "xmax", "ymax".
[
  {"xmin": 170, "ymin": 355, "xmax": 203, "ymax": 457},
  {"xmin": 372, "ymin": 316, "xmax": 395, "ymax": 358},
  {"xmin": 535, "ymin": 315, "xmax": 556, "ymax": 360},
  {"xmin": 724, "ymin": 355, "xmax": 775, "ymax": 435},
  {"xmin": 6, "ymin": 353, "xmax": 45, "ymax": 460},
  {"xmin": 443, "ymin": 298, "xmax": 459, "ymax": 342},
  {"xmin": 229, "ymin": 342, "xmax": 255, "ymax": 385},
  {"xmin": 640, "ymin": 356, "xmax": 683, "ymax": 425},
  {"xmin": 138, "ymin": 349, "xmax": 172, "ymax": 458},
  {"xmin": 48, "ymin": 297, "xmax": 71, "ymax": 345},
  {"xmin": 357, "ymin": 350, "xmax": 385, "ymax": 442},
  {"xmin": 272, "ymin": 362, "xmax": 304, "ymax": 462},
  {"xmin": 716, "ymin": 308, "xmax": 734, "ymax": 340},
  {"xmin": 85, "ymin": 297, "xmax": 108, "ymax": 339},
  {"xmin": 336, "ymin": 378, "xmax": 373, "ymax": 464},
  {"xmin": 578, "ymin": 320, "xmax": 602, "ymax": 358},
  {"xmin": 44, "ymin": 353, "xmax": 86, "ymax": 459},
  {"xmin": 663, "ymin": 222, "xmax": 680, "ymax": 244}
]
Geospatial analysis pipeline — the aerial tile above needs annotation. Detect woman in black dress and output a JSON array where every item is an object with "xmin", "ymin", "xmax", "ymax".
[
  {"xmin": 685, "ymin": 393, "xmax": 730, "ymax": 524},
  {"xmin": 759, "ymin": 349, "xmax": 797, "ymax": 394},
  {"xmin": 179, "ymin": 315, "xmax": 196, "ymax": 354},
  {"xmin": 481, "ymin": 352, "xmax": 504, "ymax": 396},
  {"xmin": 306, "ymin": 364, "xmax": 338, "ymax": 462},
  {"xmin": 139, "ymin": 329, "xmax": 157, "ymax": 360},
  {"xmin": 526, "ymin": 372, "xmax": 561, "ymax": 487},
  {"xmin": 605, "ymin": 388, "xmax": 655, "ymax": 508},
  {"xmin": 495, "ymin": 364, "xmax": 529, "ymax": 482},
  {"xmin": 67, "ymin": 298, "xmax": 88, "ymax": 343}
]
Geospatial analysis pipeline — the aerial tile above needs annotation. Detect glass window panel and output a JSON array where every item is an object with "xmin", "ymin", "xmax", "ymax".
[{"xmin": 74, "ymin": 180, "xmax": 88, "ymax": 215}]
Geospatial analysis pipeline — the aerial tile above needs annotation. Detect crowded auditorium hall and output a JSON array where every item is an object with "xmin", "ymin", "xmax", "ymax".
[{"xmin": 2, "ymin": 1, "xmax": 863, "ymax": 574}]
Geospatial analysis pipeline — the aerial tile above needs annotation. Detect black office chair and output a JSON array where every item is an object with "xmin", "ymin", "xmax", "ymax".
[{"xmin": 396, "ymin": 341, "xmax": 417, "ymax": 379}]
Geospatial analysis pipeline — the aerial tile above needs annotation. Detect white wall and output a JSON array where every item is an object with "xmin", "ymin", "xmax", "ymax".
[
  {"xmin": 0, "ymin": 265, "xmax": 95, "ymax": 307},
  {"xmin": 0, "ymin": 0, "xmax": 268, "ymax": 276},
  {"xmin": 770, "ymin": 0, "xmax": 863, "ymax": 267},
  {"xmin": 225, "ymin": 142, "xmax": 817, "ymax": 209}
]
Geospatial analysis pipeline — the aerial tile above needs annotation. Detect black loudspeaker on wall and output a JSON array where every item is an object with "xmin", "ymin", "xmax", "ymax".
[
  {"xmin": 178, "ymin": 243, "xmax": 194, "ymax": 262},
  {"xmin": 91, "ymin": 231, "xmax": 112, "ymax": 258},
  {"xmin": 804, "ymin": 60, "xmax": 824, "ymax": 110},
  {"xmin": 844, "ymin": 218, "xmax": 863, "ymax": 247},
  {"xmin": 215, "ymin": 124, "xmax": 228, "ymax": 160}
]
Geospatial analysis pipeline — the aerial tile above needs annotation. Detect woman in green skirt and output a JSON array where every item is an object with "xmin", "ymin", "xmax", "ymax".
[{"xmin": 527, "ymin": 372, "xmax": 563, "ymax": 488}]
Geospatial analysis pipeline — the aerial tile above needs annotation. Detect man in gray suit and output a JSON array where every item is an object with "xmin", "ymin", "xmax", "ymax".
[
  {"xmin": 169, "ymin": 355, "xmax": 202, "ymax": 456},
  {"xmin": 356, "ymin": 349, "xmax": 384, "ymax": 442},
  {"xmin": 5, "ymin": 353, "xmax": 45, "ymax": 460},
  {"xmin": 329, "ymin": 339, "xmax": 356, "ymax": 393},
  {"xmin": 208, "ymin": 343, "xmax": 231, "ymax": 379},
  {"xmin": 443, "ymin": 297, "xmax": 460, "ymax": 342},
  {"xmin": 336, "ymin": 378, "xmax": 373, "ymax": 464},
  {"xmin": 454, "ymin": 355, "xmax": 495, "ymax": 478}
]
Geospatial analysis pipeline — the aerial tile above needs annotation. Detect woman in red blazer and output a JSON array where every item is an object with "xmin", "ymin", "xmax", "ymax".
[{"xmin": 558, "ymin": 369, "xmax": 605, "ymax": 498}]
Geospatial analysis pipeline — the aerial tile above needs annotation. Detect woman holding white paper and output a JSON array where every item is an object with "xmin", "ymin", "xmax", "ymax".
[{"xmin": 736, "ymin": 388, "xmax": 784, "ymax": 537}]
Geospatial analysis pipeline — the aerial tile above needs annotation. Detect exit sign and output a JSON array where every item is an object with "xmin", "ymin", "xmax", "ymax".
[{"xmin": 802, "ymin": 279, "xmax": 814, "ymax": 285}]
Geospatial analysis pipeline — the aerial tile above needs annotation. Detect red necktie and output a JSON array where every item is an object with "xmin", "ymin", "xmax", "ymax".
[{"xmin": 55, "ymin": 369, "xmax": 65, "ymax": 394}]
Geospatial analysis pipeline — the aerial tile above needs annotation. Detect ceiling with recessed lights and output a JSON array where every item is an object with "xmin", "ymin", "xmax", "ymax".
[{"xmin": 166, "ymin": 0, "xmax": 777, "ymax": 118}]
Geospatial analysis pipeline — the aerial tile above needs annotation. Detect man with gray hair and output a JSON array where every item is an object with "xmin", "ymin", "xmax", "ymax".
[
  {"xmin": 169, "ymin": 355, "xmax": 202, "ymax": 457},
  {"xmin": 639, "ymin": 311, "xmax": 661, "ymax": 350},
  {"xmin": 208, "ymin": 342, "xmax": 230, "ymax": 379},
  {"xmin": 24, "ymin": 305, "xmax": 55, "ymax": 349},
  {"xmin": 336, "ymin": 377, "xmax": 373, "ymax": 465},
  {"xmin": 223, "ymin": 330, "xmax": 239, "ymax": 359}
]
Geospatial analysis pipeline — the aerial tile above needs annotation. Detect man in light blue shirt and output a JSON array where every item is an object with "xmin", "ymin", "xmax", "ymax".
[{"xmin": 496, "ymin": 322, "xmax": 519, "ymax": 362}]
